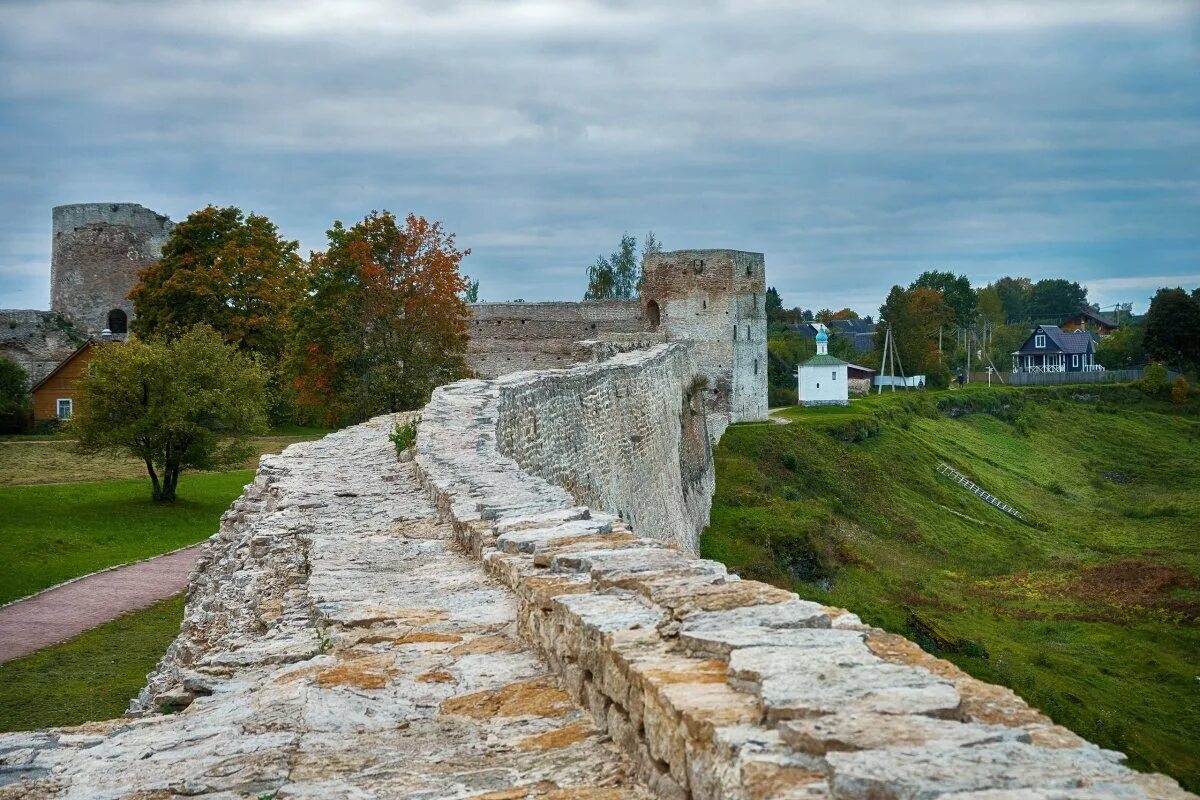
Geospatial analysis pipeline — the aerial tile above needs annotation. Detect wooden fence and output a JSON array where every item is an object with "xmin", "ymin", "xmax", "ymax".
[{"xmin": 969, "ymin": 368, "xmax": 1160, "ymax": 387}]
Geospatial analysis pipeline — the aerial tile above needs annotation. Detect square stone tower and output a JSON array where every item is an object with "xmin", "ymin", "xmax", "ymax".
[{"xmin": 641, "ymin": 249, "xmax": 768, "ymax": 439}]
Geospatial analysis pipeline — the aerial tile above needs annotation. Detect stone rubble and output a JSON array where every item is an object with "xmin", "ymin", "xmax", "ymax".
[
  {"xmin": 412, "ymin": 350, "xmax": 1196, "ymax": 800},
  {"xmin": 0, "ymin": 416, "xmax": 651, "ymax": 799}
]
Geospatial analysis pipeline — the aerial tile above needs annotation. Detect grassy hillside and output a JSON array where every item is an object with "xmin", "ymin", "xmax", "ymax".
[{"xmin": 703, "ymin": 386, "xmax": 1200, "ymax": 791}]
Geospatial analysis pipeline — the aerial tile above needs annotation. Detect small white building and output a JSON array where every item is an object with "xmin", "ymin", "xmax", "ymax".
[{"xmin": 797, "ymin": 330, "xmax": 849, "ymax": 406}]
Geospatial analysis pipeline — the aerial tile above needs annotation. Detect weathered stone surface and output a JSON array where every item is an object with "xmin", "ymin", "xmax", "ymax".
[
  {"xmin": 0, "ymin": 417, "xmax": 651, "ymax": 799},
  {"xmin": 780, "ymin": 712, "xmax": 1030, "ymax": 755},
  {"xmin": 679, "ymin": 604, "xmax": 834, "ymax": 658}
]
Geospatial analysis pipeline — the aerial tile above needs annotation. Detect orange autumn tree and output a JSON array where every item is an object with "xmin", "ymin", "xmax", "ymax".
[{"xmin": 286, "ymin": 211, "xmax": 471, "ymax": 425}]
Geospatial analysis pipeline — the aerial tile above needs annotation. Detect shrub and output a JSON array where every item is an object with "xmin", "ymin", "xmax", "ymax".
[
  {"xmin": 1138, "ymin": 363, "xmax": 1170, "ymax": 396},
  {"xmin": 0, "ymin": 356, "xmax": 31, "ymax": 434},
  {"xmin": 1171, "ymin": 375, "xmax": 1190, "ymax": 406},
  {"xmin": 390, "ymin": 415, "xmax": 420, "ymax": 456},
  {"xmin": 780, "ymin": 452, "xmax": 798, "ymax": 471}
]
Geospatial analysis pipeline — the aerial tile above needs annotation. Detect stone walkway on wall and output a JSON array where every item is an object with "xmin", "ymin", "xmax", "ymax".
[
  {"xmin": 0, "ymin": 418, "xmax": 651, "ymax": 799},
  {"xmin": 0, "ymin": 545, "xmax": 202, "ymax": 664}
]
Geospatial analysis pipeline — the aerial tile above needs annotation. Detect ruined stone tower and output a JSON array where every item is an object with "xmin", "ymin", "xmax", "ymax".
[
  {"xmin": 50, "ymin": 203, "xmax": 173, "ymax": 336},
  {"xmin": 641, "ymin": 249, "xmax": 769, "ymax": 438}
]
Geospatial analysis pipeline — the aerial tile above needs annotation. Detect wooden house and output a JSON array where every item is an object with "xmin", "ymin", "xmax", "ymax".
[
  {"xmin": 1011, "ymin": 325, "xmax": 1099, "ymax": 374},
  {"xmin": 1060, "ymin": 308, "xmax": 1119, "ymax": 335},
  {"xmin": 30, "ymin": 339, "xmax": 98, "ymax": 422}
]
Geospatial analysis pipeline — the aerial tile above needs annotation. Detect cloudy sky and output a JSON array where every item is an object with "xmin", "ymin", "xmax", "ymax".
[{"xmin": 1, "ymin": 0, "xmax": 1197, "ymax": 316}]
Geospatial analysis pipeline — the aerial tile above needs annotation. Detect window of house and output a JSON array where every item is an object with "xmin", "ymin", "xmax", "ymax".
[
  {"xmin": 1035, "ymin": 334, "xmax": 1046, "ymax": 348},
  {"xmin": 56, "ymin": 398, "xmax": 73, "ymax": 420},
  {"xmin": 832, "ymin": 370, "xmax": 837, "ymax": 380},
  {"xmin": 1072, "ymin": 354, "xmax": 1079, "ymax": 367}
]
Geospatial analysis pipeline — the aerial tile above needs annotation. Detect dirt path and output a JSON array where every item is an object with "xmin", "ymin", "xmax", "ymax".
[{"xmin": 0, "ymin": 544, "xmax": 203, "ymax": 664}]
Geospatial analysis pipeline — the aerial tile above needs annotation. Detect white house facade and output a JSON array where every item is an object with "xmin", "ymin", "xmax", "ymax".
[{"xmin": 798, "ymin": 330, "xmax": 849, "ymax": 406}]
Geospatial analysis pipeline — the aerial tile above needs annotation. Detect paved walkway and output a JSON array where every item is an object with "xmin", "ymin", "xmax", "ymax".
[{"xmin": 0, "ymin": 544, "xmax": 203, "ymax": 663}]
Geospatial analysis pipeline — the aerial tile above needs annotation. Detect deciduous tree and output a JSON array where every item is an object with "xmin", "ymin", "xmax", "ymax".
[
  {"xmin": 130, "ymin": 206, "xmax": 305, "ymax": 362},
  {"xmin": 1029, "ymin": 278, "xmax": 1088, "ymax": 322},
  {"xmin": 0, "ymin": 356, "xmax": 30, "ymax": 434},
  {"xmin": 1142, "ymin": 287, "xmax": 1200, "ymax": 373},
  {"xmin": 910, "ymin": 271, "xmax": 976, "ymax": 327},
  {"xmin": 991, "ymin": 276, "xmax": 1032, "ymax": 323},
  {"xmin": 73, "ymin": 326, "xmax": 268, "ymax": 502},
  {"xmin": 876, "ymin": 286, "xmax": 953, "ymax": 384},
  {"xmin": 287, "ymin": 211, "xmax": 471, "ymax": 425}
]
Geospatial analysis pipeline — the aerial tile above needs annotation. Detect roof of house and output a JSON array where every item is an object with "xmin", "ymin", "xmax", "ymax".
[
  {"xmin": 1014, "ymin": 325, "xmax": 1095, "ymax": 355},
  {"xmin": 827, "ymin": 318, "xmax": 875, "ymax": 335},
  {"xmin": 29, "ymin": 338, "xmax": 96, "ymax": 393},
  {"xmin": 845, "ymin": 363, "xmax": 877, "ymax": 374},
  {"xmin": 800, "ymin": 353, "xmax": 847, "ymax": 367},
  {"xmin": 1065, "ymin": 308, "xmax": 1119, "ymax": 329}
]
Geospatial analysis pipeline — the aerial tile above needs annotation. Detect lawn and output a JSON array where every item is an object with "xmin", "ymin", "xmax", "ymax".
[
  {"xmin": 0, "ymin": 471, "xmax": 253, "ymax": 604},
  {"xmin": 705, "ymin": 385, "xmax": 1200, "ymax": 791},
  {"xmin": 0, "ymin": 434, "xmax": 322, "ymax": 486},
  {"xmin": 0, "ymin": 593, "xmax": 186, "ymax": 732}
]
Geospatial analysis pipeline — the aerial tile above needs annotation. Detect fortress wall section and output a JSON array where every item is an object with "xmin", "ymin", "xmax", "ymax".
[
  {"xmin": 415, "ymin": 365, "xmax": 1192, "ymax": 800},
  {"xmin": 494, "ymin": 342, "xmax": 713, "ymax": 553},
  {"xmin": 51, "ymin": 203, "xmax": 173, "ymax": 336},
  {"xmin": 0, "ymin": 309, "xmax": 82, "ymax": 383},
  {"xmin": 466, "ymin": 300, "xmax": 647, "ymax": 378}
]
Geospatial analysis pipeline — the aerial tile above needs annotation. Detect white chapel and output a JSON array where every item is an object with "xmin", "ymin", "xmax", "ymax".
[{"xmin": 797, "ymin": 329, "xmax": 849, "ymax": 406}]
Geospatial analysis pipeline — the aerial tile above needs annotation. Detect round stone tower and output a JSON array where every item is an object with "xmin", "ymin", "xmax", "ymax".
[{"xmin": 50, "ymin": 203, "xmax": 173, "ymax": 337}]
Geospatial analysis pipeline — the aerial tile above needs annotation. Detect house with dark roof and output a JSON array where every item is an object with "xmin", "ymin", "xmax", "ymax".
[
  {"xmin": 826, "ymin": 318, "xmax": 878, "ymax": 353},
  {"xmin": 1011, "ymin": 324, "xmax": 1100, "ymax": 374},
  {"xmin": 1060, "ymin": 308, "xmax": 1119, "ymax": 335}
]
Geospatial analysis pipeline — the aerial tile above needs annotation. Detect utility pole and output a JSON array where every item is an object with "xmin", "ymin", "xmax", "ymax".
[{"xmin": 878, "ymin": 326, "xmax": 890, "ymax": 395}]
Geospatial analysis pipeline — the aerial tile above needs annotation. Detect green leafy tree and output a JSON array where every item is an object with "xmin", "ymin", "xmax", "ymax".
[
  {"xmin": 910, "ymin": 270, "xmax": 977, "ymax": 327},
  {"xmin": 976, "ymin": 286, "xmax": 1006, "ymax": 327},
  {"xmin": 991, "ymin": 276, "xmax": 1033, "ymax": 323},
  {"xmin": 286, "ymin": 211, "xmax": 471, "ymax": 425},
  {"xmin": 876, "ymin": 286, "xmax": 953, "ymax": 381},
  {"xmin": 73, "ymin": 326, "xmax": 268, "ymax": 502},
  {"xmin": 1029, "ymin": 278, "xmax": 1088, "ymax": 322},
  {"xmin": 1095, "ymin": 325, "xmax": 1145, "ymax": 369},
  {"xmin": 1142, "ymin": 287, "xmax": 1200, "ymax": 373},
  {"xmin": 585, "ymin": 232, "xmax": 642, "ymax": 300},
  {"xmin": 463, "ymin": 278, "xmax": 481, "ymax": 304},
  {"xmin": 0, "ymin": 356, "xmax": 31, "ymax": 434}
]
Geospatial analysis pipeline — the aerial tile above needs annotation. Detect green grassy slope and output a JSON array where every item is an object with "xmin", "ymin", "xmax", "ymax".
[
  {"xmin": 704, "ymin": 387, "xmax": 1200, "ymax": 791},
  {"xmin": 0, "ymin": 472, "xmax": 253, "ymax": 604},
  {"xmin": 0, "ymin": 594, "xmax": 186, "ymax": 732}
]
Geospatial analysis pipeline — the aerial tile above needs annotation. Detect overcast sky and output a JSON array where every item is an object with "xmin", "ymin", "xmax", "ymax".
[{"xmin": 1, "ymin": 0, "xmax": 1197, "ymax": 316}]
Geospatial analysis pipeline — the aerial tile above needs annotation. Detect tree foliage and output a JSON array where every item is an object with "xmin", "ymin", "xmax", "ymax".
[
  {"xmin": 990, "ymin": 276, "xmax": 1033, "ymax": 323},
  {"xmin": 1029, "ymin": 278, "xmax": 1088, "ymax": 322},
  {"xmin": 130, "ymin": 206, "xmax": 305, "ymax": 362},
  {"xmin": 584, "ymin": 231, "xmax": 660, "ymax": 300},
  {"xmin": 1142, "ymin": 287, "xmax": 1200, "ymax": 373},
  {"xmin": 910, "ymin": 271, "xmax": 976, "ymax": 327},
  {"xmin": 286, "ymin": 211, "xmax": 471, "ymax": 426},
  {"xmin": 73, "ymin": 326, "xmax": 268, "ymax": 502},
  {"xmin": 976, "ymin": 286, "xmax": 1006, "ymax": 327},
  {"xmin": 1096, "ymin": 325, "xmax": 1145, "ymax": 369},
  {"xmin": 0, "ymin": 356, "xmax": 31, "ymax": 434},
  {"xmin": 765, "ymin": 287, "xmax": 784, "ymax": 323},
  {"xmin": 876, "ymin": 285, "xmax": 953, "ymax": 381},
  {"xmin": 463, "ymin": 278, "xmax": 481, "ymax": 304}
]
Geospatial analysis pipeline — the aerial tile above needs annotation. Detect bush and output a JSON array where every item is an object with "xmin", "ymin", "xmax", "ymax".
[
  {"xmin": 1138, "ymin": 363, "xmax": 1170, "ymax": 396},
  {"xmin": 1171, "ymin": 376, "xmax": 1190, "ymax": 406},
  {"xmin": 390, "ymin": 415, "xmax": 420, "ymax": 457},
  {"xmin": 780, "ymin": 452, "xmax": 798, "ymax": 471}
]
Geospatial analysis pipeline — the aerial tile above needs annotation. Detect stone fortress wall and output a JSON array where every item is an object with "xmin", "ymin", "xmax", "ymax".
[
  {"xmin": 413, "ymin": 351, "xmax": 1195, "ymax": 800},
  {"xmin": 0, "ymin": 309, "xmax": 83, "ymax": 384},
  {"xmin": 3, "ymin": 344, "xmax": 1194, "ymax": 798}
]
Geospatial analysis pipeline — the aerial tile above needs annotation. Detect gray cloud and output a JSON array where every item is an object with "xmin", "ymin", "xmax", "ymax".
[{"xmin": 1, "ymin": 0, "xmax": 1197, "ymax": 314}]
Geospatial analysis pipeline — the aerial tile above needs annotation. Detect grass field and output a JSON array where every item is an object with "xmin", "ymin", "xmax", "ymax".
[
  {"xmin": 0, "ymin": 471, "xmax": 254, "ymax": 604},
  {"xmin": 0, "ymin": 434, "xmax": 322, "ymax": 486},
  {"xmin": 0, "ymin": 594, "xmax": 186, "ymax": 732},
  {"xmin": 707, "ymin": 386, "xmax": 1200, "ymax": 791}
]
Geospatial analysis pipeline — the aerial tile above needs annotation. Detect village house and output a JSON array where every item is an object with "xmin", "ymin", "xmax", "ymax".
[
  {"xmin": 30, "ymin": 339, "xmax": 99, "ymax": 422},
  {"xmin": 797, "ymin": 329, "xmax": 848, "ymax": 405},
  {"xmin": 1059, "ymin": 308, "xmax": 1119, "ymax": 335},
  {"xmin": 1011, "ymin": 324, "xmax": 1100, "ymax": 374}
]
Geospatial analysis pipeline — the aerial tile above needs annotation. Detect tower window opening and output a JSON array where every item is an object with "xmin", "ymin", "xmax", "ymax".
[{"xmin": 754, "ymin": 358, "xmax": 758, "ymax": 375}]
